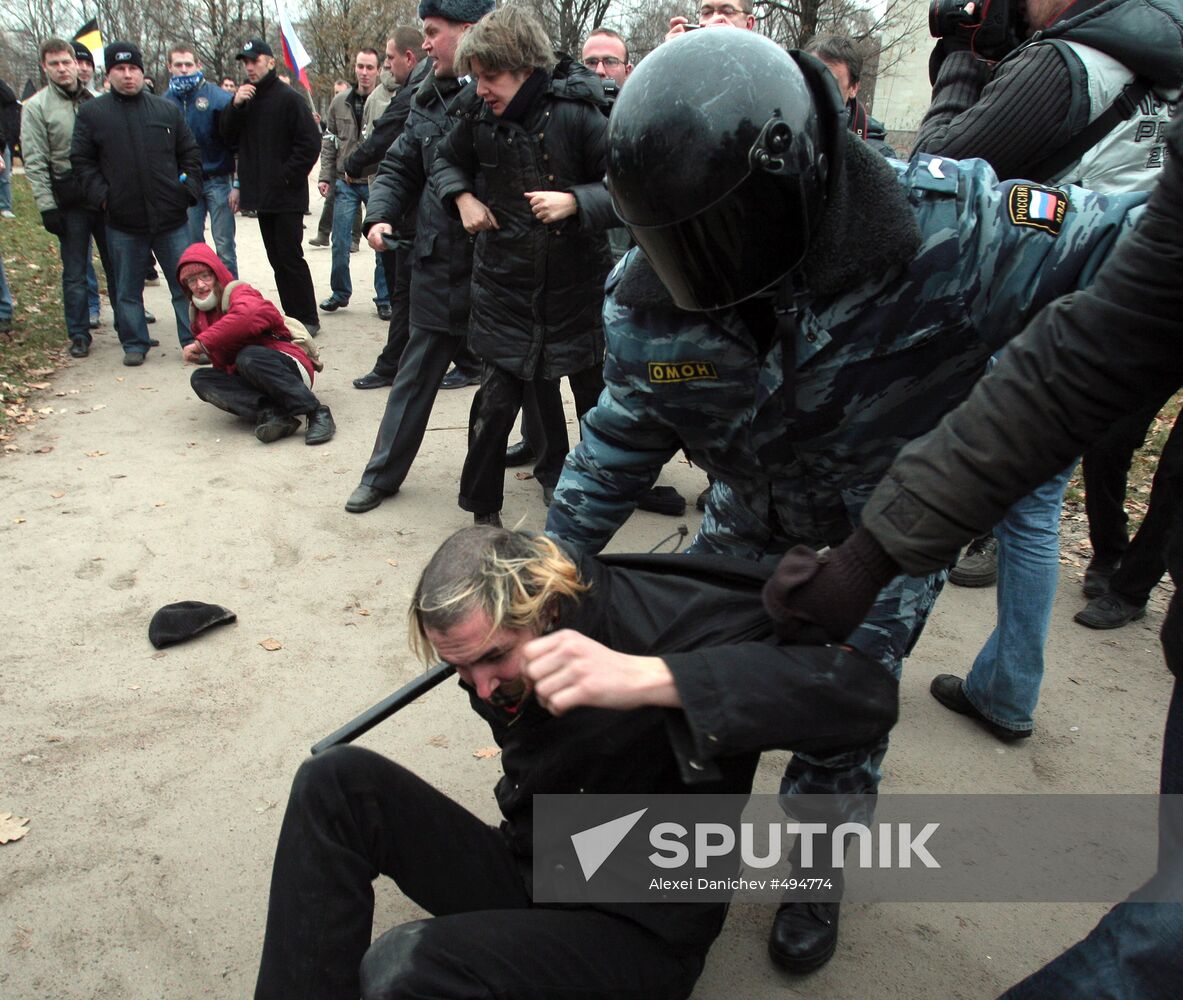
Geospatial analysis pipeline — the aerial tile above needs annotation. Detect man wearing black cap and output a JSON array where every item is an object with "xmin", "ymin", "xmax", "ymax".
[
  {"xmin": 220, "ymin": 38, "xmax": 322, "ymax": 334},
  {"xmin": 70, "ymin": 41, "xmax": 201, "ymax": 366}
]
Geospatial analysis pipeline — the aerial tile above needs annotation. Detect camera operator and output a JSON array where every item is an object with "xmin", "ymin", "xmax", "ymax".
[{"xmin": 910, "ymin": 0, "xmax": 1182, "ymax": 745}]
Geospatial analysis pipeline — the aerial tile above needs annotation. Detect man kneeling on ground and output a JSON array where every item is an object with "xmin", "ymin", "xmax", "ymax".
[
  {"xmin": 178, "ymin": 243, "xmax": 336, "ymax": 445},
  {"xmin": 254, "ymin": 525, "xmax": 899, "ymax": 999}
]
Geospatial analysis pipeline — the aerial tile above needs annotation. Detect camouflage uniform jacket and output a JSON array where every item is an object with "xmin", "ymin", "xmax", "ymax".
[{"xmin": 546, "ymin": 148, "xmax": 1145, "ymax": 668}]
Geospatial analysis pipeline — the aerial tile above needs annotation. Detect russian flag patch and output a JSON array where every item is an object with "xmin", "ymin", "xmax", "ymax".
[{"xmin": 1008, "ymin": 184, "xmax": 1069, "ymax": 236}]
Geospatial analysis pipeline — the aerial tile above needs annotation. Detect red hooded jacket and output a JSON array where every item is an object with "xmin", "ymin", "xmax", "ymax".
[{"xmin": 175, "ymin": 243, "xmax": 315, "ymax": 383}]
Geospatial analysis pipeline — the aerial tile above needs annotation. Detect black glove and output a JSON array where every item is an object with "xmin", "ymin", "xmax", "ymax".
[
  {"xmin": 762, "ymin": 526, "xmax": 901, "ymax": 643},
  {"xmin": 40, "ymin": 209, "xmax": 64, "ymax": 235}
]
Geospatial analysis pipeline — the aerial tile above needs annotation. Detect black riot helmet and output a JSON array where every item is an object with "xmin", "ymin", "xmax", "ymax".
[{"xmin": 607, "ymin": 31, "xmax": 846, "ymax": 312}]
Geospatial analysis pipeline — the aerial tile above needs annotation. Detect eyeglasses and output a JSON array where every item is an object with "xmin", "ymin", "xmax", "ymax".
[
  {"xmin": 583, "ymin": 56, "xmax": 624, "ymax": 68},
  {"xmin": 183, "ymin": 271, "xmax": 216, "ymax": 290},
  {"xmin": 699, "ymin": 4, "xmax": 748, "ymax": 17}
]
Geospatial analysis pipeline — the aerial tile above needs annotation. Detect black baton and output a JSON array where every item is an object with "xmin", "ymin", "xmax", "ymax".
[{"xmin": 311, "ymin": 662, "xmax": 457, "ymax": 755}]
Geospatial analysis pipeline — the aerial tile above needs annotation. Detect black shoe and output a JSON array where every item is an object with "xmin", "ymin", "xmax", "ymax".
[
  {"xmin": 1074, "ymin": 593, "xmax": 1147, "ymax": 630},
  {"xmin": 768, "ymin": 902, "xmax": 840, "ymax": 973},
  {"xmin": 637, "ymin": 485, "xmax": 687, "ymax": 516},
  {"xmin": 930, "ymin": 674, "xmax": 1032, "ymax": 741},
  {"xmin": 89, "ymin": 314, "xmax": 101, "ymax": 329},
  {"xmin": 541, "ymin": 485, "xmax": 554, "ymax": 507},
  {"xmin": 346, "ymin": 484, "xmax": 394, "ymax": 513},
  {"xmin": 308, "ymin": 234, "xmax": 329, "ymax": 247},
  {"xmin": 145, "ymin": 310, "xmax": 156, "ymax": 324},
  {"xmin": 122, "ymin": 351, "xmax": 145, "ymax": 367},
  {"xmin": 255, "ymin": 410, "xmax": 300, "ymax": 444},
  {"xmin": 441, "ymin": 367, "xmax": 481, "ymax": 390},
  {"xmin": 148, "ymin": 338, "xmax": 160, "ymax": 347},
  {"xmin": 377, "ymin": 303, "xmax": 392, "ymax": 321},
  {"xmin": 242, "ymin": 210, "xmax": 257, "ymax": 218},
  {"xmin": 69, "ymin": 339, "xmax": 90, "ymax": 358},
  {"xmin": 350, "ymin": 241, "xmax": 360, "ymax": 253},
  {"xmin": 474, "ymin": 511, "xmax": 502, "ymax": 527},
  {"xmin": 1083, "ymin": 558, "xmax": 1120, "ymax": 598},
  {"xmin": 319, "ymin": 296, "xmax": 349, "ymax": 312},
  {"xmin": 353, "ymin": 370, "xmax": 394, "ymax": 390},
  {"xmin": 505, "ymin": 439, "xmax": 536, "ymax": 467},
  {"xmin": 696, "ymin": 485, "xmax": 711, "ymax": 511},
  {"xmin": 948, "ymin": 535, "xmax": 998, "ymax": 587},
  {"xmin": 304, "ymin": 324, "xmax": 321, "ymax": 338},
  {"xmin": 304, "ymin": 406, "xmax": 336, "ymax": 445}
]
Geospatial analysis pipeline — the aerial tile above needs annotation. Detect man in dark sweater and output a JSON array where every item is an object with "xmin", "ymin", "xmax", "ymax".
[
  {"xmin": 220, "ymin": 38, "xmax": 322, "ymax": 333},
  {"xmin": 254, "ymin": 525, "xmax": 898, "ymax": 999}
]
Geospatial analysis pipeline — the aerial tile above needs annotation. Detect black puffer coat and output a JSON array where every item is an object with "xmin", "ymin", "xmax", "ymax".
[
  {"xmin": 364, "ymin": 68, "xmax": 475, "ymax": 336},
  {"xmin": 432, "ymin": 56, "xmax": 616, "ymax": 380}
]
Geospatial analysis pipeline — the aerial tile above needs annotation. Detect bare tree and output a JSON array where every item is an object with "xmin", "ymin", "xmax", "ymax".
[{"xmin": 523, "ymin": 0, "xmax": 614, "ymax": 55}]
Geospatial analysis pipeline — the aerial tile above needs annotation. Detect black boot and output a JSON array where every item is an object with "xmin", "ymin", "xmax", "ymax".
[{"xmin": 768, "ymin": 901, "xmax": 840, "ymax": 973}]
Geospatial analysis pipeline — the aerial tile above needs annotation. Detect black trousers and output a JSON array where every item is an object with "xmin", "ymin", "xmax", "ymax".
[
  {"xmin": 458, "ymin": 363, "xmax": 583, "ymax": 514},
  {"xmin": 190, "ymin": 345, "xmax": 319, "ymax": 421},
  {"xmin": 361, "ymin": 324, "xmax": 463, "ymax": 493},
  {"xmin": 1082, "ymin": 399, "xmax": 1163, "ymax": 566},
  {"xmin": 1108, "ymin": 414, "xmax": 1183, "ymax": 605},
  {"xmin": 254, "ymin": 747, "xmax": 701, "ymax": 1000},
  {"xmin": 257, "ymin": 212, "xmax": 318, "ymax": 328},
  {"xmin": 518, "ymin": 365, "xmax": 604, "ymax": 456},
  {"xmin": 373, "ymin": 246, "xmax": 411, "ymax": 378}
]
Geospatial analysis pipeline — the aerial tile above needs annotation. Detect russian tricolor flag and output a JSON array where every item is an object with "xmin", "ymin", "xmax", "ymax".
[
  {"xmin": 1028, "ymin": 188, "xmax": 1060, "ymax": 222},
  {"xmin": 278, "ymin": 2, "xmax": 312, "ymax": 91}
]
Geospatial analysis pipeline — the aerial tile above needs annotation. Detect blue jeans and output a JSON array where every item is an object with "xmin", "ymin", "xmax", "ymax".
[
  {"xmin": 0, "ymin": 144, "xmax": 11, "ymax": 212},
  {"xmin": 188, "ymin": 175, "xmax": 237, "ymax": 278},
  {"xmin": 330, "ymin": 179, "xmax": 388, "ymax": 305},
  {"xmin": 963, "ymin": 463, "xmax": 1077, "ymax": 732},
  {"xmin": 105, "ymin": 223, "xmax": 192, "ymax": 352},
  {"xmin": 1000, "ymin": 678, "xmax": 1183, "ymax": 999},
  {"xmin": 0, "ymin": 253, "xmax": 12, "ymax": 321},
  {"xmin": 58, "ymin": 209, "xmax": 108, "ymax": 342},
  {"xmin": 86, "ymin": 253, "xmax": 101, "ymax": 317}
]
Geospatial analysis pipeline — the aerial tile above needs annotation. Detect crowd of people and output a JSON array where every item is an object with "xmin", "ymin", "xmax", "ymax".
[{"xmin": 1, "ymin": 0, "xmax": 1180, "ymax": 997}]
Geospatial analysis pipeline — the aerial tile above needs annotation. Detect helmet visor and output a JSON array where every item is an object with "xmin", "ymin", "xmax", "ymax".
[{"xmin": 618, "ymin": 168, "xmax": 810, "ymax": 312}]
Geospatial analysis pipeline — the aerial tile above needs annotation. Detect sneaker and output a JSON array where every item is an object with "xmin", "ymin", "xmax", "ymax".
[
  {"xmin": 319, "ymin": 296, "xmax": 349, "ymax": 312},
  {"xmin": 308, "ymin": 234, "xmax": 330, "ymax": 247},
  {"xmin": 930, "ymin": 674, "xmax": 1032, "ymax": 741},
  {"xmin": 948, "ymin": 535, "xmax": 998, "ymax": 587},
  {"xmin": 0, "ymin": 209, "xmax": 15, "ymax": 220},
  {"xmin": 89, "ymin": 313, "xmax": 101, "ymax": 329},
  {"xmin": 1074, "ymin": 593, "xmax": 1147, "ymax": 630},
  {"xmin": 145, "ymin": 310, "xmax": 157, "ymax": 324}
]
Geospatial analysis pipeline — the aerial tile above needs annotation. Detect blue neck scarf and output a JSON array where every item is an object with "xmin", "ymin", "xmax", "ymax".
[{"xmin": 169, "ymin": 71, "xmax": 205, "ymax": 96}]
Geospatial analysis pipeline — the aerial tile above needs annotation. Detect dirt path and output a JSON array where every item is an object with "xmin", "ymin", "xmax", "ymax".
[{"xmin": 0, "ymin": 194, "xmax": 1174, "ymax": 999}]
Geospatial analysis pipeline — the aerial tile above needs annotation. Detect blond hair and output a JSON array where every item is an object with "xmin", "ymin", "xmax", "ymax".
[
  {"xmin": 455, "ymin": 4, "xmax": 556, "ymax": 77},
  {"xmin": 409, "ymin": 526, "xmax": 589, "ymax": 663}
]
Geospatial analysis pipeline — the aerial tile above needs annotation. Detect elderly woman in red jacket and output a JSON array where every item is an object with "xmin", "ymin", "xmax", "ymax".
[{"xmin": 178, "ymin": 242, "xmax": 336, "ymax": 444}]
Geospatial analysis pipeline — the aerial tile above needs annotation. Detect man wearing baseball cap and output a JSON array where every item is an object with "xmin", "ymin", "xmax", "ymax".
[
  {"xmin": 220, "ymin": 38, "xmax": 322, "ymax": 335},
  {"xmin": 70, "ymin": 41, "xmax": 202, "ymax": 365}
]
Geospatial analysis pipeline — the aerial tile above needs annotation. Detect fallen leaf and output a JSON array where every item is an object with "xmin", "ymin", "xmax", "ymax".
[
  {"xmin": 514, "ymin": 471, "xmax": 534, "ymax": 481},
  {"xmin": 427, "ymin": 734, "xmax": 449, "ymax": 747},
  {"xmin": 386, "ymin": 558, "xmax": 399, "ymax": 567},
  {"xmin": 472, "ymin": 747, "xmax": 501, "ymax": 760},
  {"xmin": 85, "ymin": 450, "xmax": 108, "ymax": 458},
  {"xmin": 91, "ymin": 403, "xmax": 106, "ymax": 411},
  {"xmin": 8, "ymin": 925, "xmax": 33, "ymax": 953},
  {"xmin": 12, "ymin": 517, "xmax": 25, "ymax": 524},
  {"xmin": 356, "ymin": 608, "xmax": 371, "ymax": 617},
  {"xmin": 34, "ymin": 446, "xmax": 53, "ymax": 454},
  {"xmin": 255, "ymin": 800, "xmax": 277, "ymax": 813},
  {"xmin": 150, "ymin": 651, "xmax": 167, "ymax": 660},
  {"xmin": 128, "ymin": 684, "xmax": 141, "ymax": 691},
  {"xmin": 30, "ymin": 382, "xmax": 50, "ymax": 390},
  {"xmin": 259, "ymin": 638, "xmax": 283, "ymax": 651},
  {"xmin": 153, "ymin": 502, "xmax": 166, "ymax": 508},
  {"xmin": 49, "ymin": 491, "xmax": 64, "ymax": 499},
  {"xmin": 0, "ymin": 812, "xmax": 30, "ymax": 844},
  {"xmin": 115, "ymin": 376, "xmax": 125, "ymax": 382},
  {"xmin": 36, "ymin": 406, "xmax": 55, "ymax": 414}
]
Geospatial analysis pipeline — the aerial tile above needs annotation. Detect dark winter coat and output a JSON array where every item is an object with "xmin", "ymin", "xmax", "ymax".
[
  {"xmin": 432, "ymin": 56, "xmax": 615, "ymax": 380},
  {"xmin": 219, "ymin": 70, "xmax": 320, "ymax": 214},
  {"xmin": 70, "ymin": 88, "xmax": 201, "ymax": 235},
  {"xmin": 364, "ymin": 68, "xmax": 475, "ymax": 336},
  {"xmin": 475, "ymin": 546, "xmax": 898, "ymax": 955},
  {"xmin": 0, "ymin": 78, "xmax": 19, "ymax": 151}
]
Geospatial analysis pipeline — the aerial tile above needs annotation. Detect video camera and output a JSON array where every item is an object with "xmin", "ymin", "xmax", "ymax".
[{"xmin": 928, "ymin": 0, "xmax": 1022, "ymax": 57}]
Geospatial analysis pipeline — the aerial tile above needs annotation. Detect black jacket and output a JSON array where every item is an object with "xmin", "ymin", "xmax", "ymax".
[
  {"xmin": 0, "ymin": 78, "xmax": 18, "ymax": 151},
  {"xmin": 432, "ymin": 56, "xmax": 615, "ymax": 380},
  {"xmin": 343, "ymin": 58, "xmax": 432, "ymax": 243},
  {"xmin": 219, "ymin": 71, "xmax": 320, "ymax": 214},
  {"xmin": 847, "ymin": 98, "xmax": 896, "ymax": 158},
  {"xmin": 71, "ymin": 89, "xmax": 201, "ymax": 235},
  {"xmin": 364, "ymin": 67, "xmax": 475, "ymax": 336},
  {"xmin": 472, "ymin": 548, "xmax": 898, "ymax": 955},
  {"xmin": 863, "ymin": 115, "xmax": 1183, "ymax": 676}
]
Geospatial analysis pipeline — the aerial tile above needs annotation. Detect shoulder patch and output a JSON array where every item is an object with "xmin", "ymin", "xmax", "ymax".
[
  {"xmin": 1008, "ymin": 184, "xmax": 1068, "ymax": 235},
  {"xmin": 647, "ymin": 361, "xmax": 719, "ymax": 384}
]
